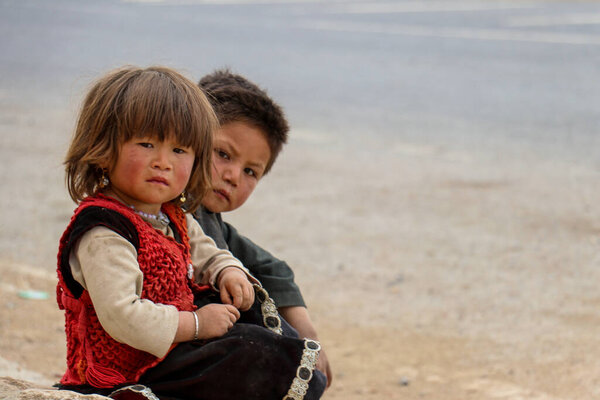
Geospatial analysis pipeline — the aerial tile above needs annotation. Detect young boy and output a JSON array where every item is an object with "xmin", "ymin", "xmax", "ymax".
[{"xmin": 194, "ymin": 69, "xmax": 332, "ymax": 386}]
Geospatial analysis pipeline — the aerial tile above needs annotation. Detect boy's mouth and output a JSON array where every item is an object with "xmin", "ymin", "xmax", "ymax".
[{"xmin": 214, "ymin": 189, "xmax": 230, "ymax": 202}]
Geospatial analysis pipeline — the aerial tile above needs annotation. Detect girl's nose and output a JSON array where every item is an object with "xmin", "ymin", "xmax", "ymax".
[{"xmin": 152, "ymin": 148, "xmax": 172, "ymax": 170}]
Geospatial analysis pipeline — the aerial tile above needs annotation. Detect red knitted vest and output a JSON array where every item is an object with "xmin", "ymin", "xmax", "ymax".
[{"xmin": 56, "ymin": 195, "xmax": 204, "ymax": 388}]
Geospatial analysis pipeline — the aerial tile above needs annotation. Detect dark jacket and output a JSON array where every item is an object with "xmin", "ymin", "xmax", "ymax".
[{"xmin": 194, "ymin": 207, "xmax": 305, "ymax": 308}]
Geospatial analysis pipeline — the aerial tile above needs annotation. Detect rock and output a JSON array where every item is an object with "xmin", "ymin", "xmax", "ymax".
[
  {"xmin": 399, "ymin": 376, "xmax": 410, "ymax": 386},
  {"xmin": 0, "ymin": 377, "xmax": 109, "ymax": 400}
]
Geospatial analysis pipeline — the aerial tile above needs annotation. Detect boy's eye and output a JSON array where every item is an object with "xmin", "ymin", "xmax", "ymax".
[
  {"xmin": 173, "ymin": 147, "xmax": 187, "ymax": 154},
  {"xmin": 244, "ymin": 168, "xmax": 258, "ymax": 178},
  {"xmin": 138, "ymin": 142, "xmax": 153, "ymax": 148}
]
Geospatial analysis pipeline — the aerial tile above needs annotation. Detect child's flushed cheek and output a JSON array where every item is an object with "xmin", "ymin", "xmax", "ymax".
[{"xmin": 175, "ymin": 162, "xmax": 194, "ymax": 191}]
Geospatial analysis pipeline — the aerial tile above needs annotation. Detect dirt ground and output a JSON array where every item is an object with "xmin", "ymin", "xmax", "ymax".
[{"xmin": 1, "ymin": 120, "xmax": 600, "ymax": 399}]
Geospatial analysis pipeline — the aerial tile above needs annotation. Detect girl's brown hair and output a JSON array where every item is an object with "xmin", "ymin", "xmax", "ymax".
[{"xmin": 65, "ymin": 65, "xmax": 217, "ymax": 212}]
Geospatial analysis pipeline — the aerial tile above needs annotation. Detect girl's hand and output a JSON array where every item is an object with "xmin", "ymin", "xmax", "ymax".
[
  {"xmin": 217, "ymin": 267, "xmax": 255, "ymax": 311},
  {"xmin": 195, "ymin": 304, "xmax": 240, "ymax": 339}
]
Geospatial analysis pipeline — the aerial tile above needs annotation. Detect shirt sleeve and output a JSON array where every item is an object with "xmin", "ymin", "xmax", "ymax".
[
  {"xmin": 69, "ymin": 226, "xmax": 179, "ymax": 358},
  {"xmin": 221, "ymin": 219, "xmax": 306, "ymax": 308},
  {"xmin": 186, "ymin": 214, "xmax": 258, "ymax": 289}
]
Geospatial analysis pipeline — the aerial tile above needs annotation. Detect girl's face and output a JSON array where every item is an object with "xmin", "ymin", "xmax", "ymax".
[
  {"xmin": 202, "ymin": 121, "xmax": 271, "ymax": 213},
  {"xmin": 106, "ymin": 135, "xmax": 195, "ymax": 215}
]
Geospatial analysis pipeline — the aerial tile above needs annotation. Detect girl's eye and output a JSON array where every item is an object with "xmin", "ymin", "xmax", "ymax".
[
  {"xmin": 139, "ymin": 142, "xmax": 153, "ymax": 148},
  {"xmin": 173, "ymin": 147, "xmax": 186, "ymax": 154},
  {"xmin": 215, "ymin": 149, "xmax": 230, "ymax": 160},
  {"xmin": 244, "ymin": 168, "xmax": 257, "ymax": 178}
]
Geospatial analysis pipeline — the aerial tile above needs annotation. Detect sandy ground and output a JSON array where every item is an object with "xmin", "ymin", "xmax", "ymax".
[{"xmin": 1, "ymin": 103, "xmax": 600, "ymax": 399}]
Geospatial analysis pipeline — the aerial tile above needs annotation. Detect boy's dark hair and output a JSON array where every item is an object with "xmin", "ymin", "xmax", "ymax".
[{"xmin": 198, "ymin": 69, "xmax": 289, "ymax": 175}]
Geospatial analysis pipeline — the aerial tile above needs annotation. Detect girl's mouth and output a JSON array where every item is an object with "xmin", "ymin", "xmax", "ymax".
[{"xmin": 148, "ymin": 177, "xmax": 168, "ymax": 186}]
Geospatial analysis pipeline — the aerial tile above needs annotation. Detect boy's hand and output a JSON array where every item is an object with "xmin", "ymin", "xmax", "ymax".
[
  {"xmin": 195, "ymin": 304, "xmax": 240, "ymax": 339},
  {"xmin": 317, "ymin": 348, "xmax": 333, "ymax": 388},
  {"xmin": 217, "ymin": 267, "xmax": 255, "ymax": 311}
]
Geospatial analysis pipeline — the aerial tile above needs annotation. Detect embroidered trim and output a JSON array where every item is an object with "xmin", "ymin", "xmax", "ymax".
[
  {"xmin": 254, "ymin": 284, "xmax": 282, "ymax": 335},
  {"xmin": 109, "ymin": 384, "xmax": 160, "ymax": 400},
  {"xmin": 282, "ymin": 339, "xmax": 321, "ymax": 400}
]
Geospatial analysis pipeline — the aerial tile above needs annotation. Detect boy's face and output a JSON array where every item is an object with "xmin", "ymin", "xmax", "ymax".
[{"xmin": 202, "ymin": 121, "xmax": 271, "ymax": 213}]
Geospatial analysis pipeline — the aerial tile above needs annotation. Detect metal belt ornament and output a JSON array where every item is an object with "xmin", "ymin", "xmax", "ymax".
[
  {"xmin": 282, "ymin": 339, "xmax": 322, "ymax": 400},
  {"xmin": 254, "ymin": 284, "xmax": 283, "ymax": 335},
  {"xmin": 253, "ymin": 285, "xmax": 322, "ymax": 400}
]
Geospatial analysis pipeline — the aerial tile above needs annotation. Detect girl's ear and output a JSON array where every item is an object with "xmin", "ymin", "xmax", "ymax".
[{"xmin": 97, "ymin": 157, "xmax": 112, "ymax": 170}]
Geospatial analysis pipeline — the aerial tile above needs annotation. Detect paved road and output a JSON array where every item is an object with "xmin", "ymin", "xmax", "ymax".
[{"xmin": 1, "ymin": 0, "xmax": 600, "ymax": 162}]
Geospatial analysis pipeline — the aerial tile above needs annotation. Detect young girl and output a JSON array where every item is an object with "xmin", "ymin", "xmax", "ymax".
[{"xmin": 56, "ymin": 66, "xmax": 326, "ymax": 400}]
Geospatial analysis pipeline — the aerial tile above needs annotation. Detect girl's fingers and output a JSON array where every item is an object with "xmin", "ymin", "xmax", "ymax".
[
  {"xmin": 231, "ymin": 286, "xmax": 244, "ymax": 308},
  {"xmin": 220, "ymin": 288, "xmax": 232, "ymax": 305},
  {"xmin": 226, "ymin": 304, "xmax": 241, "ymax": 320},
  {"xmin": 221, "ymin": 281, "xmax": 255, "ymax": 310},
  {"xmin": 241, "ymin": 284, "xmax": 254, "ymax": 311},
  {"xmin": 234, "ymin": 306, "xmax": 241, "ymax": 320}
]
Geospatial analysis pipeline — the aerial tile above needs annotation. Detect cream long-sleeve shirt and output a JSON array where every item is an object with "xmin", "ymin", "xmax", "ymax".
[{"xmin": 68, "ymin": 212, "xmax": 254, "ymax": 358}]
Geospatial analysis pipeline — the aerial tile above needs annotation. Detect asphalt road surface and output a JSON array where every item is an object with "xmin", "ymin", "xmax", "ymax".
[{"xmin": 2, "ymin": 0, "xmax": 599, "ymax": 163}]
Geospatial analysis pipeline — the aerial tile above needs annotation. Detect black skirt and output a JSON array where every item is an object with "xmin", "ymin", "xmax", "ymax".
[
  {"xmin": 138, "ymin": 289, "xmax": 326, "ymax": 400},
  {"xmin": 60, "ymin": 288, "xmax": 326, "ymax": 400}
]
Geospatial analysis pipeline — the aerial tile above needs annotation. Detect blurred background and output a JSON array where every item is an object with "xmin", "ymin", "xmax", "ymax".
[
  {"xmin": 2, "ymin": 0, "xmax": 600, "ymax": 265},
  {"xmin": 1, "ymin": 1, "xmax": 600, "ymax": 399}
]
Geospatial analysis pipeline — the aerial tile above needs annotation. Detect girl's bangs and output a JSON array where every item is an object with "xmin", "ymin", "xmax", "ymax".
[{"xmin": 117, "ymin": 71, "xmax": 208, "ymax": 154}]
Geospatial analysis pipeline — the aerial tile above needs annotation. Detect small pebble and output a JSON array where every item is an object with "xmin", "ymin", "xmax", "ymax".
[{"xmin": 399, "ymin": 376, "xmax": 410, "ymax": 386}]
